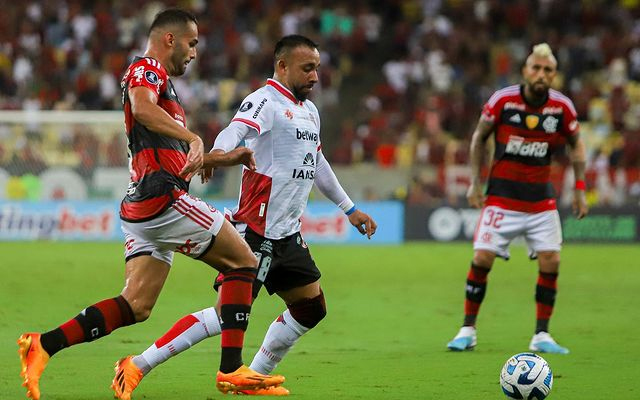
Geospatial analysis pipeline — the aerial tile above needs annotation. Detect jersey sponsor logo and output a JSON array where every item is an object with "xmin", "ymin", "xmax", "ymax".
[
  {"xmin": 145, "ymin": 70, "xmax": 159, "ymax": 85},
  {"xmin": 253, "ymin": 98, "xmax": 267, "ymax": 118},
  {"xmin": 509, "ymin": 113, "xmax": 521, "ymax": 124},
  {"xmin": 505, "ymin": 135, "xmax": 549, "ymax": 158},
  {"xmin": 542, "ymin": 106, "xmax": 563, "ymax": 114},
  {"xmin": 296, "ymin": 128, "xmax": 318, "ymax": 142},
  {"xmin": 292, "ymin": 152, "xmax": 315, "ymax": 179},
  {"xmin": 525, "ymin": 115, "xmax": 539, "ymax": 129},
  {"xmin": 542, "ymin": 116, "xmax": 558, "ymax": 133},
  {"xmin": 239, "ymin": 101, "xmax": 253, "ymax": 112},
  {"xmin": 504, "ymin": 102, "xmax": 526, "ymax": 111},
  {"xmin": 303, "ymin": 152, "xmax": 315, "ymax": 166}
]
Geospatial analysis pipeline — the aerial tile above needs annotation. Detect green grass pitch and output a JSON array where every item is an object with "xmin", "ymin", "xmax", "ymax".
[{"xmin": 1, "ymin": 242, "xmax": 638, "ymax": 399}]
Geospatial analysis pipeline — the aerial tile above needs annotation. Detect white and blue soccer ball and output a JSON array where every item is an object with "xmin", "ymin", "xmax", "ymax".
[{"xmin": 500, "ymin": 353, "xmax": 553, "ymax": 399}]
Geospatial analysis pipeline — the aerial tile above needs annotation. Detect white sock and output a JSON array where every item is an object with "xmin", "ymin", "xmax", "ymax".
[
  {"xmin": 249, "ymin": 309, "xmax": 309, "ymax": 374},
  {"xmin": 132, "ymin": 307, "xmax": 221, "ymax": 375}
]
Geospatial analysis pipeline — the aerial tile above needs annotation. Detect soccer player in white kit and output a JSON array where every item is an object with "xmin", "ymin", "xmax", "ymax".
[
  {"xmin": 446, "ymin": 44, "xmax": 588, "ymax": 354},
  {"xmin": 111, "ymin": 35, "xmax": 377, "ymax": 397}
]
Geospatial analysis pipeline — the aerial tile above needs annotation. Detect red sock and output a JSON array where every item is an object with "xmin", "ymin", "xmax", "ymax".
[
  {"xmin": 219, "ymin": 268, "xmax": 255, "ymax": 373},
  {"xmin": 40, "ymin": 295, "xmax": 135, "ymax": 356},
  {"xmin": 536, "ymin": 272, "xmax": 558, "ymax": 333},
  {"xmin": 463, "ymin": 263, "xmax": 490, "ymax": 326}
]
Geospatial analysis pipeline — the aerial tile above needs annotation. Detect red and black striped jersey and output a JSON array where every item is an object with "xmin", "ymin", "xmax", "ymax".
[
  {"xmin": 119, "ymin": 56, "xmax": 190, "ymax": 222},
  {"xmin": 482, "ymin": 84, "xmax": 579, "ymax": 212}
]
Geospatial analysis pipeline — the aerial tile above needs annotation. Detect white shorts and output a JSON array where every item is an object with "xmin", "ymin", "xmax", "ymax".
[
  {"xmin": 121, "ymin": 193, "xmax": 225, "ymax": 265},
  {"xmin": 473, "ymin": 205, "xmax": 562, "ymax": 260}
]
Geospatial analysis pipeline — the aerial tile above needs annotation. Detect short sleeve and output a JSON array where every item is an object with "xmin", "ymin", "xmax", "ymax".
[
  {"xmin": 231, "ymin": 90, "xmax": 274, "ymax": 135},
  {"xmin": 481, "ymin": 99, "xmax": 500, "ymax": 124},
  {"xmin": 126, "ymin": 58, "xmax": 167, "ymax": 96},
  {"xmin": 562, "ymin": 101, "xmax": 579, "ymax": 138}
]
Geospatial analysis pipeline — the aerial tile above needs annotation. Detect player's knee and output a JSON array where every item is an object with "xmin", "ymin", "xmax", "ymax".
[
  {"xmin": 537, "ymin": 251, "xmax": 560, "ymax": 272},
  {"xmin": 472, "ymin": 251, "xmax": 495, "ymax": 269},
  {"xmin": 229, "ymin": 250, "xmax": 258, "ymax": 271},
  {"xmin": 288, "ymin": 292, "xmax": 327, "ymax": 329}
]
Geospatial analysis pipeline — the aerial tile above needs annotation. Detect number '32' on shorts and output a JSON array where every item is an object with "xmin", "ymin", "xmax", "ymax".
[{"xmin": 473, "ymin": 205, "xmax": 562, "ymax": 260}]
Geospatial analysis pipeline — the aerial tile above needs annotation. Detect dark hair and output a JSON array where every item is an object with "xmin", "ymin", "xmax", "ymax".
[
  {"xmin": 149, "ymin": 8, "xmax": 197, "ymax": 34},
  {"xmin": 274, "ymin": 35, "xmax": 318, "ymax": 59}
]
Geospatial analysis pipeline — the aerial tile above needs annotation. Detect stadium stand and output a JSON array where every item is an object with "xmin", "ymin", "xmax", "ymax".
[{"xmin": 0, "ymin": 1, "xmax": 639, "ymax": 205}]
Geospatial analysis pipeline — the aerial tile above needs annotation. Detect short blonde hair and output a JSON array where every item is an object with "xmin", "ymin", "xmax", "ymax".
[{"xmin": 528, "ymin": 43, "xmax": 557, "ymax": 66}]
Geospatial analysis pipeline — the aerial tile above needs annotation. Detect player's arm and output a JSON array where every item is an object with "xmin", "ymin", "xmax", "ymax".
[
  {"xmin": 315, "ymin": 151, "xmax": 377, "ymax": 239},
  {"xmin": 129, "ymin": 86, "xmax": 203, "ymax": 180},
  {"xmin": 467, "ymin": 117, "xmax": 495, "ymax": 208},
  {"xmin": 199, "ymin": 121, "xmax": 256, "ymax": 183},
  {"xmin": 204, "ymin": 121, "xmax": 256, "ymax": 169},
  {"xmin": 566, "ymin": 133, "xmax": 588, "ymax": 219}
]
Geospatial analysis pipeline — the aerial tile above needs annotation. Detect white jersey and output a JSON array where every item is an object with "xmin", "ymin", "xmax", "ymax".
[{"xmin": 225, "ymin": 79, "xmax": 322, "ymax": 239}]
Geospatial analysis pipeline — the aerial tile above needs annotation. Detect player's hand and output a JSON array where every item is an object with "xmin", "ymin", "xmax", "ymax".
[
  {"xmin": 180, "ymin": 136, "xmax": 204, "ymax": 181},
  {"xmin": 466, "ymin": 182, "xmax": 485, "ymax": 208},
  {"xmin": 199, "ymin": 167, "xmax": 215, "ymax": 183},
  {"xmin": 227, "ymin": 147, "xmax": 256, "ymax": 171},
  {"xmin": 572, "ymin": 189, "xmax": 588, "ymax": 219},
  {"xmin": 348, "ymin": 210, "xmax": 377, "ymax": 239}
]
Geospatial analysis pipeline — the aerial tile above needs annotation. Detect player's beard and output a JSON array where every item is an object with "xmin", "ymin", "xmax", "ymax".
[
  {"xmin": 171, "ymin": 52, "xmax": 188, "ymax": 76},
  {"xmin": 530, "ymin": 81, "xmax": 549, "ymax": 97},
  {"xmin": 292, "ymin": 84, "xmax": 313, "ymax": 102}
]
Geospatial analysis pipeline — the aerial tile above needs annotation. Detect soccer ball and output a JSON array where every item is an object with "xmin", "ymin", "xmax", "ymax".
[{"xmin": 500, "ymin": 353, "xmax": 553, "ymax": 399}]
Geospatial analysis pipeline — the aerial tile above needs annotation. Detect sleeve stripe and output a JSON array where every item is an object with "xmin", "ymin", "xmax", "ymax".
[
  {"xmin": 232, "ymin": 118, "xmax": 261, "ymax": 134},
  {"xmin": 487, "ymin": 85, "xmax": 519, "ymax": 107},
  {"xmin": 549, "ymin": 90, "xmax": 578, "ymax": 116}
]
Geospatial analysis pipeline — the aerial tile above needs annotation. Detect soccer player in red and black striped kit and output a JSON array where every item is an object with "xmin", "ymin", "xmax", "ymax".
[
  {"xmin": 447, "ymin": 43, "xmax": 588, "ymax": 354},
  {"xmin": 17, "ymin": 9, "xmax": 284, "ymax": 400}
]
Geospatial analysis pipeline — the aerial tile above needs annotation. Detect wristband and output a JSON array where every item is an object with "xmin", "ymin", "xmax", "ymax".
[
  {"xmin": 575, "ymin": 180, "xmax": 586, "ymax": 191},
  {"xmin": 345, "ymin": 206, "xmax": 357, "ymax": 216}
]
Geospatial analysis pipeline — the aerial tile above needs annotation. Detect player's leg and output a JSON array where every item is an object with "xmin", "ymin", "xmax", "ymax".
[
  {"xmin": 524, "ymin": 210, "xmax": 568, "ymax": 354},
  {"xmin": 113, "ymin": 222, "xmax": 274, "ymax": 398},
  {"xmin": 197, "ymin": 220, "xmax": 285, "ymax": 392},
  {"xmin": 446, "ymin": 249, "xmax": 495, "ymax": 351},
  {"xmin": 448, "ymin": 206, "xmax": 519, "ymax": 351},
  {"xmin": 20, "ymin": 252, "xmax": 169, "ymax": 400},
  {"xmin": 529, "ymin": 250, "xmax": 568, "ymax": 353},
  {"xmin": 249, "ymin": 280, "xmax": 325, "ymax": 376},
  {"xmin": 248, "ymin": 232, "xmax": 324, "ymax": 379}
]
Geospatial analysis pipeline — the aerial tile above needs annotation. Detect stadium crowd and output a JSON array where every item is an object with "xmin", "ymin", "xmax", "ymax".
[{"xmin": 0, "ymin": 0, "xmax": 639, "ymax": 205}]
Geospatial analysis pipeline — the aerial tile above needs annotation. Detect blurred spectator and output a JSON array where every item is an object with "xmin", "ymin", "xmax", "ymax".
[{"xmin": 0, "ymin": 1, "xmax": 639, "ymax": 206}]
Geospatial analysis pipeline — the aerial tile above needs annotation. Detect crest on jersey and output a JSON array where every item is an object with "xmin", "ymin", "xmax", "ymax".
[
  {"xmin": 542, "ymin": 116, "xmax": 558, "ymax": 133},
  {"xmin": 239, "ymin": 101, "xmax": 253, "ymax": 112},
  {"xmin": 145, "ymin": 70, "xmax": 159, "ymax": 85},
  {"xmin": 284, "ymin": 109, "xmax": 294, "ymax": 120},
  {"xmin": 525, "ymin": 115, "xmax": 539, "ymax": 129}
]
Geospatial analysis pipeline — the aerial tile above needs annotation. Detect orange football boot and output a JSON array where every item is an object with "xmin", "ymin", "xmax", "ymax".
[
  {"xmin": 17, "ymin": 333, "xmax": 50, "ymax": 400},
  {"xmin": 233, "ymin": 386, "xmax": 290, "ymax": 396},
  {"xmin": 111, "ymin": 356, "xmax": 144, "ymax": 400},
  {"xmin": 216, "ymin": 365, "xmax": 285, "ymax": 393}
]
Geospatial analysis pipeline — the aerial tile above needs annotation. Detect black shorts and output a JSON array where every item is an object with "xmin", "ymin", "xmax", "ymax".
[{"xmin": 214, "ymin": 227, "xmax": 321, "ymax": 297}]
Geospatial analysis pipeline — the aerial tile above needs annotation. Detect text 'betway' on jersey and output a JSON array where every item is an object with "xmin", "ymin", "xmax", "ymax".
[{"xmin": 296, "ymin": 128, "xmax": 318, "ymax": 142}]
